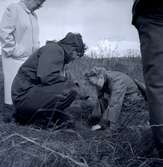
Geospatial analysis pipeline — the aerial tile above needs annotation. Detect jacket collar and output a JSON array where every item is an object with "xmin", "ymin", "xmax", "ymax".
[{"xmin": 19, "ymin": 1, "xmax": 34, "ymax": 14}]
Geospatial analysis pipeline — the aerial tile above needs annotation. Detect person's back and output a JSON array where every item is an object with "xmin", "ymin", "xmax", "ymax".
[
  {"xmin": 106, "ymin": 71, "xmax": 138, "ymax": 96},
  {"xmin": 12, "ymin": 41, "xmax": 65, "ymax": 104}
]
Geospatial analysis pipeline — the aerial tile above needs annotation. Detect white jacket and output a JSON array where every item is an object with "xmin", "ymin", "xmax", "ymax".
[{"xmin": 0, "ymin": 1, "xmax": 40, "ymax": 104}]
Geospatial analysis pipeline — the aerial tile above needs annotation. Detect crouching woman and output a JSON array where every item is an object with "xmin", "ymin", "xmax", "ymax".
[
  {"xmin": 85, "ymin": 67, "xmax": 146, "ymax": 131},
  {"xmin": 11, "ymin": 32, "xmax": 86, "ymax": 127}
]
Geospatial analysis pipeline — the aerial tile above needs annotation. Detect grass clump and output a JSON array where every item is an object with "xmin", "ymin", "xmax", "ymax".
[{"xmin": 0, "ymin": 54, "xmax": 161, "ymax": 167}]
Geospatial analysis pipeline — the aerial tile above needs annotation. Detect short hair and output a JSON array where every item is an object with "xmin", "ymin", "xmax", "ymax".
[{"xmin": 85, "ymin": 67, "xmax": 107, "ymax": 79}]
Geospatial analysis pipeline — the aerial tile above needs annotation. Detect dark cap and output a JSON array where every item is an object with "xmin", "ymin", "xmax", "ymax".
[{"xmin": 59, "ymin": 32, "xmax": 86, "ymax": 57}]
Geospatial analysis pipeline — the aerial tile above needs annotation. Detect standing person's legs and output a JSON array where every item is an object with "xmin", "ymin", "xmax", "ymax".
[
  {"xmin": 2, "ymin": 56, "xmax": 24, "ymax": 122},
  {"xmin": 135, "ymin": 13, "xmax": 163, "ymax": 157}
]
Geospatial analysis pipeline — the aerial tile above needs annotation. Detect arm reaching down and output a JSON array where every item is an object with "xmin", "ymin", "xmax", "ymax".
[{"xmin": 102, "ymin": 78, "xmax": 127, "ymax": 124}]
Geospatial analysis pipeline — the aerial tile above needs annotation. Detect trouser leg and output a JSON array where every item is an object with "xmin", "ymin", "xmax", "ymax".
[
  {"xmin": 14, "ymin": 85, "xmax": 77, "ymax": 125},
  {"xmin": 135, "ymin": 13, "xmax": 163, "ymax": 156}
]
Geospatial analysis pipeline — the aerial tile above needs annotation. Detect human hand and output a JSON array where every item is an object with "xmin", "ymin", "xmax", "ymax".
[
  {"xmin": 13, "ymin": 45, "xmax": 29, "ymax": 59},
  {"xmin": 91, "ymin": 124, "xmax": 102, "ymax": 131}
]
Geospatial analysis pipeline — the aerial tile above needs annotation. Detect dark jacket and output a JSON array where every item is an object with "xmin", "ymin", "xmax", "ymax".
[
  {"xmin": 132, "ymin": 0, "xmax": 163, "ymax": 25},
  {"xmin": 12, "ymin": 41, "xmax": 68, "ymax": 104},
  {"xmin": 12, "ymin": 33, "xmax": 85, "ymax": 108},
  {"xmin": 11, "ymin": 33, "xmax": 86, "ymax": 125}
]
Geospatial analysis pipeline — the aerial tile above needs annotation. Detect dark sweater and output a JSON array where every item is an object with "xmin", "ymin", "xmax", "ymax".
[{"xmin": 132, "ymin": 0, "xmax": 163, "ymax": 25}]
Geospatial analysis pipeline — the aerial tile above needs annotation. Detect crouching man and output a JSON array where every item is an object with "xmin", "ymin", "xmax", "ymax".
[
  {"xmin": 85, "ymin": 67, "xmax": 146, "ymax": 131},
  {"xmin": 11, "ymin": 32, "xmax": 87, "ymax": 128}
]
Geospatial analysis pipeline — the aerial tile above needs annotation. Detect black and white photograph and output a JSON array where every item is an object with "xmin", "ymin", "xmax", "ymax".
[{"xmin": 0, "ymin": 0, "xmax": 163, "ymax": 166}]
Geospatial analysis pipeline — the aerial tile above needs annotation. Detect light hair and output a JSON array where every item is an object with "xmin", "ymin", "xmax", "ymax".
[
  {"xmin": 91, "ymin": 67, "xmax": 107, "ymax": 77},
  {"xmin": 85, "ymin": 66, "xmax": 107, "ymax": 81}
]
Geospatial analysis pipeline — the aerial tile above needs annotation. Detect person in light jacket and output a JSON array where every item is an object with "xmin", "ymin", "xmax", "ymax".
[
  {"xmin": 132, "ymin": 0, "xmax": 163, "ymax": 161},
  {"xmin": 85, "ymin": 67, "xmax": 146, "ymax": 131},
  {"xmin": 0, "ymin": 0, "xmax": 46, "ymax": 120},
  {"xmin": 11, "ymin": 32, "xmax": 87, "ymax": 128}
]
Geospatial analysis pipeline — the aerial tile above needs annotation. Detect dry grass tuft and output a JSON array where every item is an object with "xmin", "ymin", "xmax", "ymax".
[{"xmin": 0, "ymin": 55, "xmax": 162, "ymax": 167}]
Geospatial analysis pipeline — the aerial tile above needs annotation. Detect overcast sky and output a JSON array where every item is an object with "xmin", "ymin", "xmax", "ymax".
[{"xmin": 0, "ymin": 0, "xmax": 139, "ymax": 47}]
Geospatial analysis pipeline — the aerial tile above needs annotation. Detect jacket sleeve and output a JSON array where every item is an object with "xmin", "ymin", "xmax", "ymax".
[
  {"xmin": 37, "ymin": 45, "xmax": 66, "ymax": 85},
  {"xmin": 105, "ymin": 78, "xmax": 127, "ymax": 123},
  {"xmin": 132, "ymin": 0, "xmax": 141, "ymax": 25},
  {"xmin": 0, "ymin": 4, "xmax": 17, "ymax": 57}
]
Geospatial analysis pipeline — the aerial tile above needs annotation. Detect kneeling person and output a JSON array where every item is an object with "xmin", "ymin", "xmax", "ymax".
[
  {"xmin": 11, "ymin": 32, "xmax": 86, "ymax": 127},
  {"xmin": 85, "ymin": 67, "xmax": 146, "ymax": 131}
]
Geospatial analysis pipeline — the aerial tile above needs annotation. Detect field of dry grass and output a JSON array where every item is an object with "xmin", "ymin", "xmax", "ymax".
[{"xmin": 0, "ymin": 55, "xmax": 162, "ymax": 167}]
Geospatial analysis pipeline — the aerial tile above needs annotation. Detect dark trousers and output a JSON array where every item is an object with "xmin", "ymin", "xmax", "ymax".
[
  {"xmin": 14, "ymin": 84, "xmax": 77, "ymax": 126},
  {"xmin": 134, "ymin": 8, "xmax": 163, "ymax": 155}
]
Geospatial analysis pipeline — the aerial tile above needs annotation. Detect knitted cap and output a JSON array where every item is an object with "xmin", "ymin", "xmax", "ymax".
[{"xmin": 59, "ymin": 32, "xmax": 86, "ymax": 57}]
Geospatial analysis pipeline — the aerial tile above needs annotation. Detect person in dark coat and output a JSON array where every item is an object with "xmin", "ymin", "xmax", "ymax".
[
  {"xmin": 85, "ymin": 67, "xmax": 146, "ymax": 131},
  {"xmin": 11, "ymin": 32, "xmax": 87, "ymax": 127},
  {"xmin": 132, "ymin": 0, "xmax": 163, "ymax": 160}
]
